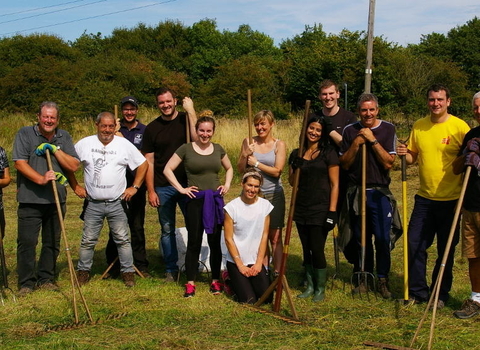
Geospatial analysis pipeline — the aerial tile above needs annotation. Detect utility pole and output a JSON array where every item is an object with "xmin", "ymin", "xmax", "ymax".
[{"xmin": 364, "ymin": 0, "xmax": 376, "ymax": 93}]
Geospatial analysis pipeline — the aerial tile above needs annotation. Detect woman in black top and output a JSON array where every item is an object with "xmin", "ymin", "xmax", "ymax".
[{"xmin": 289, "ymin": 116, "xmax": 339, "ymax": 302}]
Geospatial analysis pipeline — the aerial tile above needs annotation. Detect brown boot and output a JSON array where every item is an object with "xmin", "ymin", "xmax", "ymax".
[
  {"xmin": 121, "ymin": 272, "xmax": 135, "ymax": 287},
  {"xmin": 76, "ymin": 270, "xmax": 90, "ymax": 286},
  {"xmin": 352, "ymin": 276, "xmax": 370, "ymax": 294},
  {"xmin": 377, "ymin": 277, "xmax": 392, "ymax": 299}
]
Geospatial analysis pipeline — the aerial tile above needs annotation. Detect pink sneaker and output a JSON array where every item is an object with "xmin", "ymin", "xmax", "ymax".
[
  {"xmin": 222, "ymin": 271, "xmax": 234, "ymax": 296},
  {"xmin": 210, "ymin": 281, "xmax": 223, "ymax": 295},
  {"xmin": 184, "ymin": 284, "xmax": 196, "ymax": 298}
]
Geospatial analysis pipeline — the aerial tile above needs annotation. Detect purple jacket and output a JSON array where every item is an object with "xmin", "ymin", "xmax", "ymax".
[{"xmin": 191, "ymin": 189, "xmax": 225, "ymax": 234}]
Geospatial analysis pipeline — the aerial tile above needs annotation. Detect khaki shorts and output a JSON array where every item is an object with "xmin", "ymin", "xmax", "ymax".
[{"xmin": 462, "ymin": 209, "xmax": 480, "ymax": 258}]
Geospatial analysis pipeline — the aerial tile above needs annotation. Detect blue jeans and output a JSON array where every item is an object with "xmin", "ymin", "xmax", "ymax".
[
  {"xmin": 350, "ymin": 189, "xmax": 393, "ymax": 278},
  {"xmin": 77, "ymin": 200, "xmax": 134, "ymax": 273},
  {"xmin": 408, "ymin": 195, "xmax": 459, "ymax": 302},
  {"xmin": 155, "ymin": 185, "xmax": 187, "ymax": 273},
  {"xmin": 17, "ymin": 203, "xmax": 64, "ymax": 289},
  {"xmin": 106, "ymin": 185, "xmax": 148, "ymax": 271}
]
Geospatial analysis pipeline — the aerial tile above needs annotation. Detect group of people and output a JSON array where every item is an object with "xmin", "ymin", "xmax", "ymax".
[{"xmin": 2, "ymin": 82, "xmax": 480, "ymax": 319}]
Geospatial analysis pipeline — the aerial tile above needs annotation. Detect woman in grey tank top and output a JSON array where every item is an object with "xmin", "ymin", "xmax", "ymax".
[{"xmin": 237, "ymin": 110, "xmax": 286, "ymax": 276}]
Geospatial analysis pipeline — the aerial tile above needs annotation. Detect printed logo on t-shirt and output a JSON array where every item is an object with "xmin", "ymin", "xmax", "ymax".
[
  {"xmin": 441, "ymin": 136, "xmax": 450, "ymax": 145},
  {"xmin": 91, "ymin": 148, "xmax": 115, "ymax": 189},
  {"xmin": 134, "ymin": 134, "xmax": 143, "ymax": 145}
]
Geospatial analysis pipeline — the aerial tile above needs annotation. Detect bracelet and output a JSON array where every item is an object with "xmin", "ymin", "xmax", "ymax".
[{"xmin": 254, "ymin": 161, "xmax": 259, "ymax": 168}]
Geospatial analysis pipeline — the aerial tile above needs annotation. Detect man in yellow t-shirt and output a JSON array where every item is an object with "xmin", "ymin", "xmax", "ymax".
[{"xmin": 397, "ymin": 84, "xmax": 470, "ymax": 309}]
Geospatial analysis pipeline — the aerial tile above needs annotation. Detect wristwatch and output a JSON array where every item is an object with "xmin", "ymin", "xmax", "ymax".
[
  {"xmin": 132, "ymin": 184, "xmax": 140, "ymax": 190},
  {"xmin": 370, "ymin": 139, "xmax": 379, "ymax": 146}
]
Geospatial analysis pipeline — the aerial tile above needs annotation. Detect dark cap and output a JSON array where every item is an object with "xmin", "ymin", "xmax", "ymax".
[{"xmin": 120, "ymin": 96, "xmax": 138, "ymax": 108}]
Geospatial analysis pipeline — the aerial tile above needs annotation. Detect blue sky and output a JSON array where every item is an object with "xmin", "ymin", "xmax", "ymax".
[{"xmin": 1, "ymin": 0, "xmax": 479, "ymax": 46}]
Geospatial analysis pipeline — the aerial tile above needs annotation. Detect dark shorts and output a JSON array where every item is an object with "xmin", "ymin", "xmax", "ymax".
[{"xmin": 263, "ymin": 188, "xmax": 285, "ymax": 229}]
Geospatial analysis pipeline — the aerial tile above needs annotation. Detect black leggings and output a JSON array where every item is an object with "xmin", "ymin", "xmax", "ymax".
[
  {"xmin": 296, "ymin": 223, "xmax": 328, "ymax": 269},
  {"xmin": 226, "ymin": 261, "xmax": 272, "ymax": 304},
  {"xmin": 185, "ymin": 198, "xmax": 222, "ymax": 281}
]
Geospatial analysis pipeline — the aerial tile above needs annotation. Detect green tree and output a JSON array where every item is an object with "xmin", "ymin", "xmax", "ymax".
[
  {"xmin": 447, "ymin": 17, "xmax": 480, "ymax": 90},
  {"xmin": 0, "ymin": 34, "xmax": 77, "ymax": 77},
  {"xmin": 70, "ymin": 32, "xmax": 105, "ymax": 57},
  {"xmin": 223, "ymin": 24, "xmax": 281, "ymax": 58},
  {"xmin": 196, "ymin": 56, "xmax": 287, "ymax": 117},
  {"xmin": 186, "ymin": 19, "xmax": 232, "ymax": 85},
  {"xmin": 106, "ymin": 20, "xmax": 192, "ymax": 74}
]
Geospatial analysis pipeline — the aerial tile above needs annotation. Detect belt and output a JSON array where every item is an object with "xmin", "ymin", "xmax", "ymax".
[{"xmin": 87, "ymin": 196, "xmax": 122, "ymax": 204}]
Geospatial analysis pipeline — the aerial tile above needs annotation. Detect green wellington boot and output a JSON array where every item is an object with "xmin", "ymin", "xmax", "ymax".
[
  {"xmin": 297, "ymin": 265, "xmax": 314, "ymax": 298},
  {"xmin": 312, "ymin": 268, "xmax": 327, "ymax": 302}
]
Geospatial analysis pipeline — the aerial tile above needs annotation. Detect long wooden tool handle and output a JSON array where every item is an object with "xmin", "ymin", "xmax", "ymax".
[
  {"xmin": 426, "ymin": 166, "xmax": 471, "ymax": 350},
  {"xmin": 247, "ymin": 89, "xmax": 253, "ymax": 145},
  {"xmin": 186, "ymin": 111, "xmax": 190, "ymax": 143},
  {"xmin": 401, "ymin": 155, "xmax": 409, "ymax": 302},
  {"xmin": 360, "ymin": 144, "xmax": 367, "ymax": 272},
  {"xmin": 45, "ymin": 150, "xmax": 94, "ymax": 323},
  {"xmin": 0, "ymin": 209, "xmax": 8, "ymax": 289},
  {"xmin": 273, "ymin": 100, "xmax": 310, "ymax": 313},
  {"xmin": 410, "ymin": 166, "xmax": 471, "ymax": 349}
]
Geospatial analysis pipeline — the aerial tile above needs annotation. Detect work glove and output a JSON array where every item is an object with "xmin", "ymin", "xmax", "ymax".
[
  {"xmin": 465, "ymin": 152, "xmax": 480, "ymax": 171},
  {"xmin": 464, "ymin": 138, "xmax": 480, "ymax": 155},
  {"xmin": 290, "ymin": 156, "xmax": 305, "ymax": 171},
  {"xmin": 54, "ymin": 172, "xmax": 68, "ymax": 186},
  {"xmin": 35, "ymin": 143, "xmax": 58, "ymax": 156},
  {"xmin": 324, "ymin": 211, "xmax": 337, "ymax": 232},
  {"xmin": 323, "ymin": 116, "xmax": 333, "ymax": 135}
]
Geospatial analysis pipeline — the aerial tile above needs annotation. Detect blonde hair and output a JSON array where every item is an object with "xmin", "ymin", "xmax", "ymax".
[
  {"xmin": 198, "ymin": 109, "xmax": 214, "ymax": 118},
  {"xmin": 253, "ymin": 110, "xmax": 275, "ymax": 125}
]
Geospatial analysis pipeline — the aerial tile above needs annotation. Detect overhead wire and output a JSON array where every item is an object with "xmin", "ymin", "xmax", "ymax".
[
  {"xmin": 0, "ymin": 0, "xmax": 177, "ymax": 36},
  {"xmin": 0, "ymin": 1, "xmax": 107, "ymax": 25},
  {"xmin": 0, "ymin": 0, "xmax": 88, "ymax": 18}
]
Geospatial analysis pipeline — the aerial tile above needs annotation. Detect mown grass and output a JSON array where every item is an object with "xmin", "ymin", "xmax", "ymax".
[{"xmin": 0, "ymin": 111, "xmax": 478, "ymax": 350}]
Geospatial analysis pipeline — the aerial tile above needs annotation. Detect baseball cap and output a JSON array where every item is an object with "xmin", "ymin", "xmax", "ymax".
[{"xmin": 120, "ymin": 96, "xmax": 139, "ymax": 108}]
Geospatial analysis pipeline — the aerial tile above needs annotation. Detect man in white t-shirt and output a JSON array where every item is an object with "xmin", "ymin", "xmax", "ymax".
[{"xmin": 69, "ymin": 112, "xmax": 148, "ymax": 287}]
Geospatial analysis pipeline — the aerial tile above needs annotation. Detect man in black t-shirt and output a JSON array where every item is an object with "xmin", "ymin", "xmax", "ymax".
[
  {"xmin": 452, "ymin": 91, "xmax": 480, "ymax": 319},
  {"xmin": 315, "ymin": 80, "xmax": 358, "ymax": 266},
  {"xmin": 315, "ymin": 80, "xmax": 357, "ymax": 151},
  {"xmin": 141, "ymin": 88, "xmax": 197, "ymax": 281}
]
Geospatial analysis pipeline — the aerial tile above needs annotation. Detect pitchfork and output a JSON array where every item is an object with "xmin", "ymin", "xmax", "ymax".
[{"xmin": 351, "ymin": 144, "xmax": 376, "ymax": 300}]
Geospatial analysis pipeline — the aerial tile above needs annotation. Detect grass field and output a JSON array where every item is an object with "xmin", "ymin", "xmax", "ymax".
[{"xmin": 0, "ymin": 111, "xmax": 478, "ymax": 349}]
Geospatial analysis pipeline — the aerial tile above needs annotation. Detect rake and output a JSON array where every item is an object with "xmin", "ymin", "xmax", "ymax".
[
  {"xmin": 46, "ymin": 149, "xmax": 133, "ymax": 330},
  {"xmin": 46, "ymin": 149, "xmax": 94, "ymax": 326}
]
